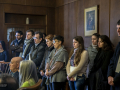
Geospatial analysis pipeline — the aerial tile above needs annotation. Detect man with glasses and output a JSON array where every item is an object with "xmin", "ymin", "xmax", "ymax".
[
  {"xmin": 10, "ymin": 30, "xmax": 24, "ymax": 57},
  {"xmin": 20, "ymin": 30, "xmax": 34, "ymax": 59},
  {"xmin": 25, "ymin": 31, "xmax": 46, "ymax": 78}
]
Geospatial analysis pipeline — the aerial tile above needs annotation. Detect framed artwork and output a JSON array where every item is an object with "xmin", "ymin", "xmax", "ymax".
[{"xmin": 84, "ymin": 5, "xmax": 98, "ymax": 36}]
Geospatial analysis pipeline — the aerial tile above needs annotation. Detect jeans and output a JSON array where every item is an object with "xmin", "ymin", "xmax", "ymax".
[{"xmin": 69, "ymin": 74, "xmax": 85, "ymax": 90}]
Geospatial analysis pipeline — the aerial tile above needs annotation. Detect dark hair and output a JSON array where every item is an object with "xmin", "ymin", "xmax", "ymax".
[
  {"xmin": 92, "ymin": 33, "xmax": 100, "ymax": 40},
  {"xmin": 99, "ymin": 35, "xmax": 114, "ymax": 51},
  {"xmin": 35, "ymin": 31, "xmax": 43, "ymax": 40},
  {"xmin": 26, "ymin": 30, "xmax": 34, "ymax": 36},
  {"xmin": 0, "ymin": 74, "xmax": 19, "ymax": 90},
  {"xmin": 0, "ymin": 41, "xmax": 6, "ymax": 50},
  {"xmin": 53, "ymin": 35, "xmax": 64, "ymax": 44},
  {"xmin": 43, "ymin": 33, "xmax": 46, "ymax": 37},
  {"xmin": 117, "ymin": 20, "xmax": 120, "ymax": 25},
  {"xmin": 69, "ymin": 36, "xmax": 85, "ymax": 65},
  {"xmin": 16, "ymin": 31, "xmax": 23, "ymax": 35}
]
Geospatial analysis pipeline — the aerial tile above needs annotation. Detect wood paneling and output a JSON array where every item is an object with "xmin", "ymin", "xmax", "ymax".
[
  {"xmin": 0, "ymin": 4, "xmax": 4, "ymax": 41},
  {"xmin": 0, "ymin": 0, "xmax": 55, "ymax": 7},
  {"xmin": 55, "ymin": 0, "xmax": 114, "ymax": 51},
  {"xmin": 110, "ymin": 0, "xmax": 120, "ymax": 46}
]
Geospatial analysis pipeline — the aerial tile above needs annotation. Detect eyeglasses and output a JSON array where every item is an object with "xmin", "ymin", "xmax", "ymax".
[
  {"xmin": 33, "ymin": 37, "xmax": 39, "ymax": 39},
  {"xmin": 53, "ymin": 40, "xmax": 59, "ymax": 44},
  {"xmin": 15, "ymin": 35, "xmax": 20, "ymax": 37}
]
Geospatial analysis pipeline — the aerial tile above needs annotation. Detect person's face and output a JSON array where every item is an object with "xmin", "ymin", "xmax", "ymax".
[
  {"xmin": 34, "ymin": 34, "xmax": 42, "ymax": 44},
  {"xmin": 26, "ymin": 32, "xmax": 33, "ymax": 40},
  {"xmin": 92, "ymin": 35, "xmax": 98, "ymax": 45},
  {"xmin": 9, "ymin": 59, "xmax": 18, "ymax": 72},
  {"xmin": 98, "ymin": 38, "xmax": 104, "ymax": 48},
  {"xmin": 73, "ymin": 39, "xmax": 80, "ymax": 49},
  {"xmin": 46, "ymin": 39, "xmax": 53, "ymax": 47},
  {"xmin": 53, "ymin": 39, "xmax": 61, "ymax": 49},
  {"xmin": 117, "ymin": 25, "xmax": 120, "ymax": 36},
  {"xmin": 0, "ymin": 43, "xmax": 2, "ymax": 49},
  {"xmin": 15, "ymin": 33, "xmax": 22, "ymax": 40}
]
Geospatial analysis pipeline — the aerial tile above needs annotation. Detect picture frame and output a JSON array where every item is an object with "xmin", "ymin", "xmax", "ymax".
[{"xmin": 84, "ymin": 5, "xmax": 98, "ymax": 36}]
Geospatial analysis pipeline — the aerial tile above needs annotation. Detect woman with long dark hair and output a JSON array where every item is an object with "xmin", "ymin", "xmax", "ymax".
[
  {"xmin": 0, "ymin": 40, "xmax": 8, "ymax": 62},
  {"xmin": 66, "ymin": 36, "xmax": 89, "ymax": 90},
  {"xmin": 88, "ymin": 35, "xmax": 114, "ymax": 90}
]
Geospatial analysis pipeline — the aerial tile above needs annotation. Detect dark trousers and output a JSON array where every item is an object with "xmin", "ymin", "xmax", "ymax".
[{"xmin": 49, "ymin": 82, "xmax": 65, "ymax": 90}]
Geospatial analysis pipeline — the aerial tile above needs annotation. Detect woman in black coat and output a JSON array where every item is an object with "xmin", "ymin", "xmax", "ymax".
[{"xmin": 88, "ymin": 35, "xmax": 114, "ymax": 90}]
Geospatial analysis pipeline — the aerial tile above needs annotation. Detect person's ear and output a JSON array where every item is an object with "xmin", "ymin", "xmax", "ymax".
[
  {"xmin": 21, "ymin": 35, "xmax": 23, "ymax": 38},
  {"xmin": 16, "ymin": 63, "xmax": 19, "ymax": 69}
]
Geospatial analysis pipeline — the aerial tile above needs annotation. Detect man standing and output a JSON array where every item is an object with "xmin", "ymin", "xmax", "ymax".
[
  {"xmin": 108, "ymin": 20, "xmax": 120, "ymax": 90},
  {"xmin": 25, "ymin": 31, "xmax": 46, "ymax": 68},
  {"xmin": 20, "ymin": 30, "xmax": 34, "ymax": 59},
  {"xmin": 10, "ymin": 31, "xmax": 24, "ymax": 57}
]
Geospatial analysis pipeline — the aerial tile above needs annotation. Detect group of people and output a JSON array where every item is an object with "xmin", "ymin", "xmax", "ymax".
[{"xmin": 0, "ymin": 20, "xmax": 120, "ymax": 90}]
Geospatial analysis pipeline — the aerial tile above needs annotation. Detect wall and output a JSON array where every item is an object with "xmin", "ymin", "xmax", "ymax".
[
  {"xmin": 0, "ymin": 0, "xmax": 55, "ymax": 42},
  {"xmin": 55, "ymin": 0, "xmax": 119, "ymax": 52}
]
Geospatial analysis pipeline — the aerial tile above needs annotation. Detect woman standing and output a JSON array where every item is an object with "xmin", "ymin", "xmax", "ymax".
[
  {"xmin": 66, "ymin": 36, "xmax": 89, "ymax": 90},
  {"xmin": 39, "ymin": 34, "xmax": 54, "ymax": 90},
  {"xmin": 88, "ymin": 35, "xmax": 114, "ymax": 90},
  {"xmin": 19, "ymin": 60, "xmax": 38, "ymax": 87},
  {"xmin": 0, "ymin": 41, "xmax": 8, "ymax": 62},
  {"xmin": 87, "ymin": 33, "xmax": 100, "ymax": 74}
]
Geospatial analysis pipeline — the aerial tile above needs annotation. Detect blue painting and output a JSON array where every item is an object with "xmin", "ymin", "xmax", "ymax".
[{"xmin": 86, "ymin": 10, "xmax": 95, "ymax": 31}]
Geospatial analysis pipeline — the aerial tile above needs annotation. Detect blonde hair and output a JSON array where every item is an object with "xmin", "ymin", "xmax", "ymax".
[{"xmin": 19, "ymin": 60, "xmax": 38, "ymax": 87}]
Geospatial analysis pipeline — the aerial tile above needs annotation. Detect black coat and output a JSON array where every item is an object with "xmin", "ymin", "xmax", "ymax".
[
  {"xmin": 10, "ymin": 39, "xmax": 24, "ymax": 57},
  {"xmin": 89, "ymin": 49, "xmax": 114, "ymax": 90},
  {"xmin": 108, "ymin": 42, "xmax": 120, "ymax": 89},
  {"xmin": 39, "ymin": 46, "xmax": 54, "ymax": 72},
  {"xmin": 25, "ymin": 42, "xmax": 46, "ymax": 67}
]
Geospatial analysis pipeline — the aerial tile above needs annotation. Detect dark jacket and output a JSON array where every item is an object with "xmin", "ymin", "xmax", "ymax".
[
  {"xmin": 108, "ymin": 42, "xmax": 120, "ymax": 88},
  {"xmin": 9, "ymin": 71, "xmax": 19, "ymax": 82},
  {"xmin": 25, "ymin": 42, "xmax": 46, "ymax": 67},
  {"xmin": 22, "ymin": 39, "xmax": 34, "ymax": 59},
  {"xmin": 10, "ymin": 39, "xmax": 24, "ymax": 57},
  {"xmin": 0, "ymin": 50, "xmax": 8, "ymax": 62},
  {"xmin": 39, "ymin": 46, "xmax": 54, "ymax": 72},
  {"xmin": 89, "ymin": 49, "xmax": 114, "ymax": 90}
]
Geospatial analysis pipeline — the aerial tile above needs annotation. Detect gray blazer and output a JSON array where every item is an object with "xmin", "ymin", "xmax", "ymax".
[
  {"xmin": 87, "ymin": 45, "xmax": 98, "ymax": 73},
  {"xmin": 47, "ymin": 46, "xmax": 69, "ymax": 83}
]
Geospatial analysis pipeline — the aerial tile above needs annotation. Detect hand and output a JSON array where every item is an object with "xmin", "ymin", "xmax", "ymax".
[
  {"xmin": 40, "ymin": 70, "xmax": 44, "ymax": 76},
  {"xmin": 70, "ymin": 77, "xmax": 75, "ymax": 81},
  {"xmin": 12, "ymin": 45, "xmax": 14, "ymax": 46},
  {"xmin": 108, "ymin": 76, "xmax": 114, "ymax": 86},
  {"xmin": 67, "ymin": 76, "xmax": 70, "ymax": 80},
  {"xmin": 45, "ymin": 71, "xmax": 49, "ymax": 77}
]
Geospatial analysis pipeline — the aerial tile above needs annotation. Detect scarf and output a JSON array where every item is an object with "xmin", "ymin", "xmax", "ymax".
[{"xmin": 22, "ymin": 38, "xmax": 33, "ymax": 58}]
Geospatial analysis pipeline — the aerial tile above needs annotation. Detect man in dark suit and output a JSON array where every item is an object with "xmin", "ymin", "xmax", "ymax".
[
  {"xmin": 25, "ymin": 31, "xmax": 46, "ymax": 79},
  {"xmin": 108, "ymin": 20, "xmax": 120, "ymax": 90},
  {"xmin": 25, "ymin": 31, "xmax": 46, "ymax": 67},
  {"xmin": 10, "ymin": 30, "xmax": 24, "ymax": 57}
]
